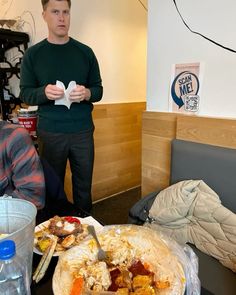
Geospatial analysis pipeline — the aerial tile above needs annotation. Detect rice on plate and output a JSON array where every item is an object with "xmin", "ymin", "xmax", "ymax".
[{"xmin": 52, "ymin": 225, "xmax": 186, "ymax": 295}]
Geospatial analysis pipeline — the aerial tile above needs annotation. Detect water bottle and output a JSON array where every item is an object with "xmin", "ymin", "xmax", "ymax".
[{"xmin": 0, "ymin": 240, "xmax": 30, "ymax": 295}]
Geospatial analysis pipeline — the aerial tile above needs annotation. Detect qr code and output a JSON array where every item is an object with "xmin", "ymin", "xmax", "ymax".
[{"xmin": 184, "ymin": 95, "xmax": 199, "ymax": 112}]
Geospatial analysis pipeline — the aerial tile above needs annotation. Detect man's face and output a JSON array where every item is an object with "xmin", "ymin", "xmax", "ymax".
[{"xmin": 42, "ymin": 0, "xmax": 70, "ymax": 42}]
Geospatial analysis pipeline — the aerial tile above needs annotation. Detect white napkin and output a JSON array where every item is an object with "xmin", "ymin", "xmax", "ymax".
[
  {"xmin": 54, "ymin": 80, "xmax": 77, "ymax": 109},
  {"xmin": 81, "ymin": 216, "xmax": 103, "ymax": 230}
]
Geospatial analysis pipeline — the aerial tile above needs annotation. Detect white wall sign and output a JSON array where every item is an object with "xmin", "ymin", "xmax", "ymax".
[{"xmin": 169, "ymin": 62, "xmax": 204, "ymax": 114}]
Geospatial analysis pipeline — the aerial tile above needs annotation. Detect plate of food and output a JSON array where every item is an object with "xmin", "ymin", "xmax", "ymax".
[
  {"xmin": 52, "ymin": 225, "xmax": 187, "ymax": 295},
  {"xmin": 34, "ymin": 215, "xmax": 103, "ymax": 256}
]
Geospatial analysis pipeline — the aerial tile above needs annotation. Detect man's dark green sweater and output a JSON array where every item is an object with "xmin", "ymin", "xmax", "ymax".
[{"xmin": 20, "ymin": 38, "xmax": 103, "ymax": 133}]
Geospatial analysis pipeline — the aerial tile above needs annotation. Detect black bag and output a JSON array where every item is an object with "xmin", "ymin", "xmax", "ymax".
[{"xmin": 128, "ymin": 190, "xmax": 159, "ymax": 225}]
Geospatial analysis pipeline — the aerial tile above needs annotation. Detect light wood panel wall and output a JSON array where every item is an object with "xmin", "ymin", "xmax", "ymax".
[
  {"xmin": 177, "ymin": 115, "xmax": 236, "ymax": 149},
  {"xmin": 142, "ymin": 111, "xmax": 236, "ymax": 197},
  {"xmin": 142, "ymin": 111, "xmax": 178, "ymax": 196},
  {"xmin": 65, "ymin": 102, "xmax": 146, "ymax": 203}
]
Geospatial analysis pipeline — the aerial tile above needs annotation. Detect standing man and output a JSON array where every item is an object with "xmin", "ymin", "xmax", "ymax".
[{"xmin": 20, "ymin": 0, "xmax": 103, "ymax": 212}]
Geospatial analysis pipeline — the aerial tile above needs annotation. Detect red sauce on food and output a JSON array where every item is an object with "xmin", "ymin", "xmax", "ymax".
[
  {"xmin": 108, "ymin": 260, "xmax": 153, "ymax": 291},
  {"xmin": 108, "ymin": 268, "xmax": 121, "ymax": 291},
  {"xmin": 64, "ymin": 216, "xmax": 81, "ymax": 224},
  {"xmin": 128, "ymin": 260, "xmax": 152, "ymax": 276}
]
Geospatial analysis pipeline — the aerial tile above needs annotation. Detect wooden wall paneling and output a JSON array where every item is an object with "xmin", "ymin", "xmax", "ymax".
[
  {"xmin": 141, "ymin": 111, "xmax": 178, "ymax": 196},
  {"xmin": 142, "ymin": 111, "xmax": 178, "ymax": 138},
  {"xmin": 142, "ymin": 134, "xmax": 171, "ymax": 194},
  {"xmin": 65, "ymin": 102, "xmax": 146, "ymax": 203},
  {"xmin": 65, "ymin": 163, "xmax": 72, "ymax": 202},
  {"xmin": 176, "ymin": 115, "xmax": 236, "ymax": 149},
  {"xmin": 92, "ymin": 140, "xmax": 141, "ymax": 201}
]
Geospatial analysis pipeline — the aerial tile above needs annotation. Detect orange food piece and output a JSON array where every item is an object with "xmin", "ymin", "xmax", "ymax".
[
  {"xmin": 155, "ymin": 280, "xmax": 170, "ymax": 289},
  {"xmin": 132, "ymin": 275, "xmax": 153, "ymax": 290},
  {"xmin": 143, "ymin": 262, "xmax": 151, "ymax": 270},
  {"xmin": 70, "ymin": 277, "xmax": 84, "ymax": 295}
]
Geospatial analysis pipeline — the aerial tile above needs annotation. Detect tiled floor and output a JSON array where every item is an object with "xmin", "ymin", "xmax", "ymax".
[{"xmin": 91, "ymin": 186, "xmax": 141, "ymax": 225}]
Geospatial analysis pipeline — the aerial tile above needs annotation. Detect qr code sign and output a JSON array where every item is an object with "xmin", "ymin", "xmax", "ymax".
[{"xmin": 184, "ymin": 95, "xmax": 199, "ymax": 112}]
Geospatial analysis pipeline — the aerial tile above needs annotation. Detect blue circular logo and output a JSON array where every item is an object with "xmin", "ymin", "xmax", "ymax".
[{"xmin": 171, "ymin": 71, "xmax": 199, "ymax": 108}]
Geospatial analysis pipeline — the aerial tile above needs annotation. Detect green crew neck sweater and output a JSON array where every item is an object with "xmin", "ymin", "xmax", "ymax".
[{"xmin": 20, "ymin": 38, "xmax": 103, "ymax": 133}]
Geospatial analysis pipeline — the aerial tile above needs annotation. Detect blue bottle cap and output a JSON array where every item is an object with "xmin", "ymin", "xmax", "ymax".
[{"xmin": 0, "ymin": 240, "xmax": 16, "ymax": 260}]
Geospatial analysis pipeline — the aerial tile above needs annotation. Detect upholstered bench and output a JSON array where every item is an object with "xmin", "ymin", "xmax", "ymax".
[{"xmin": 129, "ymin": 139, "xmax": 236, "ymax": 295}]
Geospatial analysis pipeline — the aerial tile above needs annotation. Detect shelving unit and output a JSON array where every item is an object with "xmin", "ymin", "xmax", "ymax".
[{"xmin": 0, "ymin": 28, "xmax": 29, "ymax": 120}]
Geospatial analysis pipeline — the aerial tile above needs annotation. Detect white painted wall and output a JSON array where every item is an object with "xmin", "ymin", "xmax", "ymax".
[
  {"xmin": 147, "ymin": 0, "xmax": 236, "ymax": 118},
  {"xmin": 1, "ymin": 0, "xmax": 147, "ymax": 103}
]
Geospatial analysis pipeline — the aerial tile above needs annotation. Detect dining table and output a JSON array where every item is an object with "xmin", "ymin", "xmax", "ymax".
[{"xmin": 30, "ymin": 200, "xmax": 215, "ymax": 295}]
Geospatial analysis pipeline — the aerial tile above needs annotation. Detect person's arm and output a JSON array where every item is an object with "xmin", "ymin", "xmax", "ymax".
[
  {"xmin": 20, "ymin": 54, "xmax": 65, "ymax": 104},
  {"xmin": 8, "ymin": 127, "xmax": 45, "ymax": 209},
  {"xmin": 69, "ymin": 49, "xmax": 103, "ymax": 103},
  {"xmin": 86, "ymin": 51, "xmax": 103, "ymax": 102},
  {"xmin": 19, "ymin": 50, "xmax": 49, "ymax": 106}
]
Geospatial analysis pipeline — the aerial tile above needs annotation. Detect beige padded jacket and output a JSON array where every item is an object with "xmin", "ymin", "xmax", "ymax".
[{"xmin": 144, "ymin": 180, "xmax": 236, "ymax": 272}]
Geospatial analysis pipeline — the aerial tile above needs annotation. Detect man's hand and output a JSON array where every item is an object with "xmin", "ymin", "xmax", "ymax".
[
  {"xmin": 45, "ymin": 84, "xmax": 64, "ymax": 100},
  {"xmin": 69, "ymin": 85, "xmax": 91, "ymax": 102}
]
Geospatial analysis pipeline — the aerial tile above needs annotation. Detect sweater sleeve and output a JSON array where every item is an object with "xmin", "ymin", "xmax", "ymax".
[
  {"xmin": 20, "ymin": 50, "xmax": 49, "ymax": 106},
  {"xmin": 8, "ymin": 127, "xmax": 45, "ymax": 209},
  {"xmin": 87, "ymin": 50, "xmax": 103, "ymax": 103}
]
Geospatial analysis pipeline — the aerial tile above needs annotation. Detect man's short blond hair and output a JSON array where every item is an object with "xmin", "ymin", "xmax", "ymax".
[{"xmin": 41, "ymin": 0, "xmax": 71, "ymax": 10}]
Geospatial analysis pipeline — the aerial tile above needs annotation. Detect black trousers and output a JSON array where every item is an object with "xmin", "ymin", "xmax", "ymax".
[{"xmin": 37, "ymin": 129, "xmax": 94, "ymax": 212}]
